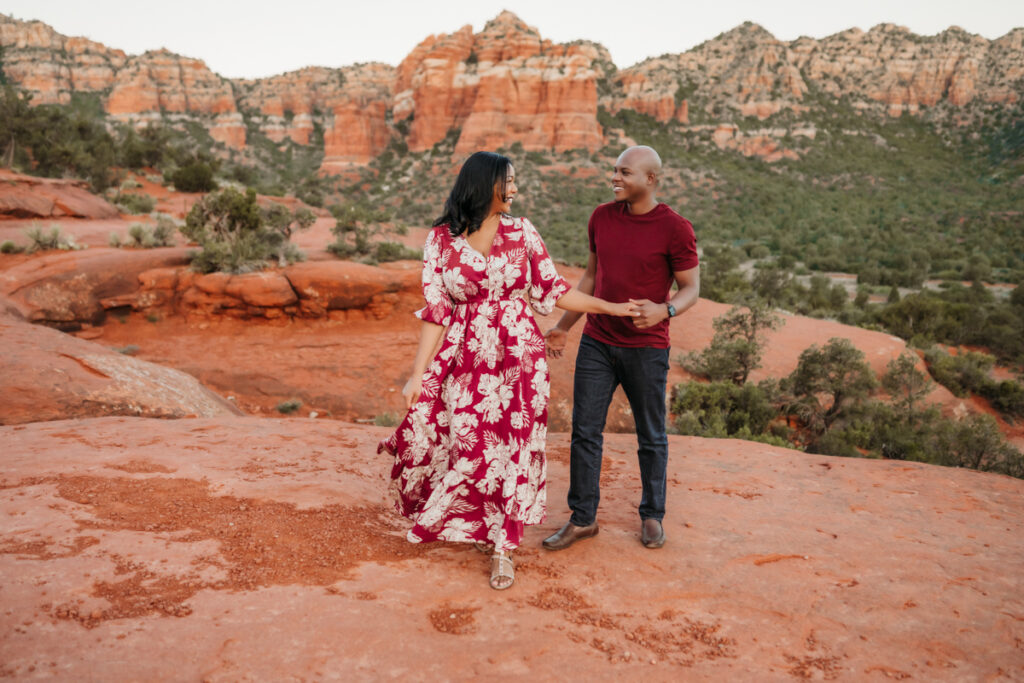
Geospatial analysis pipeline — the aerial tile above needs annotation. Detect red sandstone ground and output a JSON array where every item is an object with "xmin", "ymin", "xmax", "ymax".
[
  {"xmin": 2, "ymin": 182, "xmax": 1023, "ymax": 679},
  {"xmin": 1, "ymin": 417, "xmax": 1022, "ymax": 680}
]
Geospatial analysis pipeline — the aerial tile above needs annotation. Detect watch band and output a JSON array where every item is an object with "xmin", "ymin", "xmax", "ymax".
[{"xmin": 666, "ymin": 302, "xmax": 677, "ymax": 318}]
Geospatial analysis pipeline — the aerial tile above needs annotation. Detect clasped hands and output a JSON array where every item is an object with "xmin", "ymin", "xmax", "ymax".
[{"xmin": 545, "ymin": 299, "xmax": 669, "ymax": 358}]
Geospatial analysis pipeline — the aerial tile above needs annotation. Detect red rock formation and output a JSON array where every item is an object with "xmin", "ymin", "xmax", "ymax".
[
  {"xmin": 0, "ymin": 247, "xmax": 191, "ymax": 325},
  {"xmin": 393, "ymin": 12, "xmax": 607, "ymax": 154},
  {"xmin": 318, "ymin": 64, "xmax": 395, "ymax": 173},
  {"xmin": 710, "ymin": 124, "xmax": 800, "ymax": 162},
  {"xmin": 0, "ymin": 169, "xmax": 120, "ymax": 219},
  {"xmin": 2, "ymin": 13, "xmax": 1023, "ymax": 166},
  {"xmin": 0, "ymin": 296, "xmax": 241, "ymax": 424}
]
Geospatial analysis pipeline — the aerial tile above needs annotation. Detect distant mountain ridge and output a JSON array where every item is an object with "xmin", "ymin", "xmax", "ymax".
[{"xmin": 1, "ymin": 11, "xmax": 1021, "ymax": 172}]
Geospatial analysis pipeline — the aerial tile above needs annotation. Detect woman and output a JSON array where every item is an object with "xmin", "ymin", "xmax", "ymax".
[{"xmin": 378, "ymin": 151, "xmax": 636, "ymax": 590}]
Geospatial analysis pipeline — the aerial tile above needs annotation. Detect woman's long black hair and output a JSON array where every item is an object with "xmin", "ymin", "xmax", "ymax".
[{"xmin": 433, "ymin": 151, "xmax": 511, "ymax": 237}]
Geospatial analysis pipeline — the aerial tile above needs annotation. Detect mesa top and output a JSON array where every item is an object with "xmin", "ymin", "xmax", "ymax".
[{"xmin": 582, "ymin": 201, "xmax": 699, "ymax": 349}]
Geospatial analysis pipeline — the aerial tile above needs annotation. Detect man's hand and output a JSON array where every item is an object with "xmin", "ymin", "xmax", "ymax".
[
  {"xmin": 629, "ymin": 299, "xmax": 670, "ymax": 329},
  {"xmin": 545, "ymin": 327, "xmax": 568, "ymax": 358}
]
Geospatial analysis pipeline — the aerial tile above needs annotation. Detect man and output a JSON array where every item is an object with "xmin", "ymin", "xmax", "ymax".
[{"xmin": 542, "ymin": 145, "xmax": 700, "ymax": 551}]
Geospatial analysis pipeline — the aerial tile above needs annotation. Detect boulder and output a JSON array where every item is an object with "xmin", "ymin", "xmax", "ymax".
[
  {"xmin": 0, "ymin": 169, "xmax": 120, "ymax": 220},
  {"xmin": 0, "ymin": 247, "xmax": 191, "ymax": 326},
  {"xmin": 0, "ymin": 300, "xmax": 241, "ymax": 425}
]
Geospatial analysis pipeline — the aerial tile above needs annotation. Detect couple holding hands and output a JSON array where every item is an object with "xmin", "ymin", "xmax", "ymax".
[{"xmin": 378, "ymin": 145, "xmax": 700, "ymax": 589}]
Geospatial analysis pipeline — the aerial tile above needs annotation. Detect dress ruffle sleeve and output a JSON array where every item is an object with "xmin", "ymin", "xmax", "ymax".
[
  {"xmin": 521, "ymin": 217, "xmax": 570, "ymax": 315},
  {"xmin": 414, "ymin": 227, "xmax": 454, "ymax": 327}
]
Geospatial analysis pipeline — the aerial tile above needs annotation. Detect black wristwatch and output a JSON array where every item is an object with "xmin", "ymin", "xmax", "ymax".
[{"xmin": 666, "ymin": 302, "xmax": 677, "ymax": 318}]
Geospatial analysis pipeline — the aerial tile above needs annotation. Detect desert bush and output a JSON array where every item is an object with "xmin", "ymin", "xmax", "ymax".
[
  {"xmin": 684, "ymin": 297, "xmax": 781, "ymax": 385},
  {"xmin": 23, "ymin": 225, "xmax": 81, "ymax": 253},
  {"xmin": 115, "ymin": 193, "xmax": 156, "ymax": 214},
  {"xmin": 0, "ymin": 85, "xmax": 116, "ymax": 190},
  {"xmin": 923, "ymin": 347, "xmax": 1024, "ymax": 417},
  {"xmin": 782, "ymin": 337, "xmax": 877, "ymax": 439},
  {"xmin": 374, "ymin": 241, "xmax": 421, "ymax": 263},
  {"xmin": 881, "ymin": 351, "xmax": 934, "ymax": 421},
  {"xmin": 171, "ymin": 160, "xmax": 217, "ymax": 192},
  {"xmin": 923, "ymin": 347, "xmax": 995, "ymax": 397},
  {"xmin": 670, "ymin": 380, "xmax": 787, "ymax": 446},
  {"xmin": 327, "ymin": 200, "xmax": 378, "ymax": 260},
  {"xmin": 929, "ymin": 414, "xmax": 1023, "ymax": 477},
  {"xmin": 182, "ymin": 188, "xmax": 312, "ymax": 273},
  {"xmin": 276, "ymin": 399, "xmax": 302, "ymax": 414},
  {"xmin": 0, "ymin": 240, "xmax": 24, "ymax": 254},
  {"xmin": 373, "ymin": 412, "xmax": 400, "ymax": 427}
]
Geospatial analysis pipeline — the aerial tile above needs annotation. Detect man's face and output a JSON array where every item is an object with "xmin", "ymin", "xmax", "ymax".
[{"xmin": 611, "ymin": 151, "xmax": 649, "ymax": 203}]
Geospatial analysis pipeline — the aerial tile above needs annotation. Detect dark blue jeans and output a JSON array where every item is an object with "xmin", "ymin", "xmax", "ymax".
[{"xmin": 568, "ymin": 334, "xmax": 670, "ymax": 526}]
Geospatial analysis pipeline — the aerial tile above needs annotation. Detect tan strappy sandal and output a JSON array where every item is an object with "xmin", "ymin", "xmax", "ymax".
[{"xmin": 489, "ymin": 552, "xmax": 514, "ymax": 590}]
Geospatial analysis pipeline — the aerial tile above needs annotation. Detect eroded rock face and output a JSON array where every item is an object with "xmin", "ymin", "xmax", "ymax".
[
  {"xmin": 0, "ymin": 13, "xmax": 1020, "ymax": 169},
  {"xmin": 0, "ymin": 170, "xmax": 120, "ymax": 220},
  {"xmin": 394, "ymin": 12, "xmax": 609, "ymax": 154},
  {"xmin": 0, "ymin": 248, "xmax": 192, "ymax": 326},
  {"xmin": 0, "ymin": 299, "xmax": 241, "ymax": 424},
  {"xmin": 604, "ymin": 22, "xmax": 1022, "ymax": 125}
]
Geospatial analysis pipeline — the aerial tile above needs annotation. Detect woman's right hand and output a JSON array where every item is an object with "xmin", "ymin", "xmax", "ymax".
[{"xmin": 402, "ymin": 376, "xmax": 423, "ymax": 408}]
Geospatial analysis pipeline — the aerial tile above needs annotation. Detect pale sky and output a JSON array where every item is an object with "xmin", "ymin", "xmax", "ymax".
[{"xmin": 3, "ymin": 0, "xmax": 1022, "ymax": 79}]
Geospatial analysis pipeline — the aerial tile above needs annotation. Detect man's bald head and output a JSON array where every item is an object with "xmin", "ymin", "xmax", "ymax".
[{"xmin": 617, "ymin": 146, "xmax": 662, "ymax": 182}]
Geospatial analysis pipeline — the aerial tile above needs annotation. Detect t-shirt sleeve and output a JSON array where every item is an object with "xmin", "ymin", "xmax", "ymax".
[
  {"xmin": 522, "ymin": 218, "xmax": 570, "ymax": 315},
  {"xmin": 669, "ymin": 217, "xmax": 700, "ymax": 272},
  {"xmin": 588, "ymin": 209, "xmax": 598, "ymax": 254},
  {"xmin": 414, "ymin": 227, "xmax": 454, "ymax": 326}
]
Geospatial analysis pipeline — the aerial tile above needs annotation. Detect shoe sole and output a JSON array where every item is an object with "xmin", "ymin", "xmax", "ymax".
[{"xmin": 542, "ymin": 527, "xmax": 598, "ymax": 551}]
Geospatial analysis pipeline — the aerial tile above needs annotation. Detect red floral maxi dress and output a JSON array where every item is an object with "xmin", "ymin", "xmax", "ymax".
[{"xmin": 378, "ymin": 215, "xmax": 570, "ymax": 553}]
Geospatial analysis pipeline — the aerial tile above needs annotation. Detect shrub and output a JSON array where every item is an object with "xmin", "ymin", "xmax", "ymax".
[
  {"xmin": 181, "ymin": 189, "xmax": 312, "ymax": 273},
  {"xmin": 684, "ymin": 298, "xmax": 781, "ymax": 385},
  {"xmin": 276, "ymin": 399, "xmax": 302, "ymax": 414},
  {"xmin": 670, "ymin": 380, "xmax": 782, "ymax": 442},
  {"xmin": 930, "ymin": 414, "xmax": 1023, "ymax": 476},
  {"xmin": 923, "ymin": 347, "xmax": 994, "ymax": 397},
  {"xmin": 881, "ymin": 351, "xmax": 933, "ymax": 421},
  {"xmin": 171, "ymin": 160, "xmax": 217, "ymax": 193},
  {"xmin": 1, "ymin": 240, "xmax": 24, "ymax": 254},
  {"xmin": 374, "ymin": 241, "xmax": 421, "ymax": 263},
  {"xmin": 373, "ymin": 412, "xmax": 400, "ymax": 427},
  {"xmin": 116, "ymin": 193, "xmax": 156, "ymax": 214},
  {"xmin": 23, "ymin": 225, "xmax": 82, "ymax": 253},
  {"xmin": 782, "ymin": 337, "xmax": 877, "ymax": 438},
  {"xmin": 113, "ymin": 218, "xmax": 177, "ymax": 249}
]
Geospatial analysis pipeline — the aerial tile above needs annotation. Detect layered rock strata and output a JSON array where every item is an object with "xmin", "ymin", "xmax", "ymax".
[{"xmin": 1, "ymin": 13, "xmax": 1021, "ymax": 167}]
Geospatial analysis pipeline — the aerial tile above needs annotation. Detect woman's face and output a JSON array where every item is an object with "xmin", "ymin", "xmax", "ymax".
[{"xmin": 493, "ymin": 165, "xmax": 517, "ymax": 214}]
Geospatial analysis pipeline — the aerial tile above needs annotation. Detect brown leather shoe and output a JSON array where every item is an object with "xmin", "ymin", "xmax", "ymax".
[
  {"xmin": 641, "ymin": 518, "xmax": 665, "ymax": 549},
  {"xmin": 542, "ymin": 520, "xmax": 599, "ymax": 551}
]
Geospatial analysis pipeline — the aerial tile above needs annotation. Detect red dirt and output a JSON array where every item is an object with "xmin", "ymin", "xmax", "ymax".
[{"xmin": 0, "ymin": 417, "xmax": 1021, "ymax": 679}]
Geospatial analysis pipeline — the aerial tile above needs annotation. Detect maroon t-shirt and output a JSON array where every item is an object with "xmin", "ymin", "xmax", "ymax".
[{"xmin": 582, "ymin": 202, "xmax": 699, "ymax": 349}]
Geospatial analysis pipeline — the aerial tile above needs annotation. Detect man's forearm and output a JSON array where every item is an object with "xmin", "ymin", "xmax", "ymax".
[{"xmin": 668, "ymin": 282, "xmax": 699, "ymax": 316}]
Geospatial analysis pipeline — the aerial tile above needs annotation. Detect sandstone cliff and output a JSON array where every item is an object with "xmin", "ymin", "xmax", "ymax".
[
  {"xmin": 393, "ymin": 11, "xmax": 609, "ymax": 154},
  {"xmin": 1, "ymin": 13, "xmax": 1021, "ymax": 168},
  {"xmin": 605, "ymin": 22, "xmax": 1024, "ymax": 124}
]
